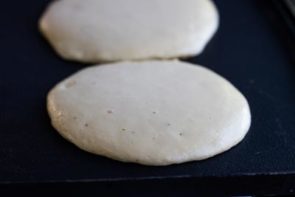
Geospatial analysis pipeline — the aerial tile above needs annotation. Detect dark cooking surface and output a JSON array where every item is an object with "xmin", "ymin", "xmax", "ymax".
[{"xmin": 1, "ymin": 0, "xmax": 295, "ymax": 184}]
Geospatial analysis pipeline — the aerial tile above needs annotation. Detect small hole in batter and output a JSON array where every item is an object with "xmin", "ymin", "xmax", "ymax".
[{"xmin": 65, "ymin": 80, "xmax": 76, "ymax": 88}]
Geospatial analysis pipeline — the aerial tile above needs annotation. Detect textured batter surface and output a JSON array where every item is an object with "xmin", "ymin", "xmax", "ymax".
[
  {"xmin": 39, "ymin": 0, "xmax": 219, "ymax": 63},
  {"xmin": 47, "ymin": 60, "xmax": 251, "ymax": 165}
]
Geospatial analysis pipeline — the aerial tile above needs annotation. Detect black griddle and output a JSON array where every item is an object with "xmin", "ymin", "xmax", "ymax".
[{"xmin": 1, "ymin": 0, "xmax": 295, "ymax": 195}]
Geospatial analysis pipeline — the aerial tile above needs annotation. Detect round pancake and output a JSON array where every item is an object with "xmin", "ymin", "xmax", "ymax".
[
  {"xmin": 47, "ymin": 60, "xmax": 251, "ymax": 165},
  {"xmin": 39, "ymin": 0, "xmax": 219, "ymax": 63}
]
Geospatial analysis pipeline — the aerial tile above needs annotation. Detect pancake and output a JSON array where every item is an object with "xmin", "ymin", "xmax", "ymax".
[
  {"xmin": 47, "ymin": 60, "xmax": 251, "ymax": 165},
  {"xmin": 39, "ymin": 0, "xmax": 219, "ymax": 63}
]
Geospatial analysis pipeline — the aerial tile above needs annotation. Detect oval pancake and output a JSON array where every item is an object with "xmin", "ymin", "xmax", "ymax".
[
  {"xmin": 39, "ymin": 0, "xmax": 219, "ymax": 63},
  {"xmin": 47, "ymin": 60, "xmax": 251, "ymax": 165}
]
